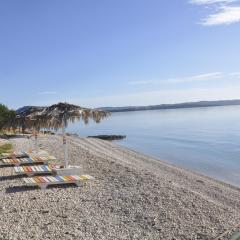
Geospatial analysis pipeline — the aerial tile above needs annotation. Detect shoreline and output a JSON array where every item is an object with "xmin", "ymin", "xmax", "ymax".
[
  {"xmin": 116, "ymin": 141, "xmax": 240, "ymax": 191},
  {"xmin": 120, "ymin": 144, "xmax": 240, "ymax": 190},
  {"xmin": 1, "ymin": 135, "xmax": 240, "ymax": 239}
]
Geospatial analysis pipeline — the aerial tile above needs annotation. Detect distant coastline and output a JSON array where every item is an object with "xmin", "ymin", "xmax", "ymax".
[
  {"xmin": 99, "ymin": 99, "xmax": 240, "ymax": 113},
  {"xmin": 17, "ymin": 99, "xmax": 240, "ymax": 114}
]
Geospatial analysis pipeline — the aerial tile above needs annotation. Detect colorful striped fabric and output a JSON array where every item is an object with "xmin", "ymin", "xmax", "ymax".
[
  {"xmin": 1, "ymin": 155, "xmax": 55, "ymax": 166},
  {"xmin": 29, "ymin": 155, "xmax": 56, "ymax": 161},
  {"xmin": 0, "ymin": 151, "xmax": 28, "ymax": 159},
  {"xmin": 14, "ymin": 165, "xmax": 52, "ymax": 174},
  {"xmin": 2, "ymin": 158, "xmax": 30, "ymax": 164},
  {"xmin": 23, "ymin": 175, "xmax": 94, "ymax": 189}
]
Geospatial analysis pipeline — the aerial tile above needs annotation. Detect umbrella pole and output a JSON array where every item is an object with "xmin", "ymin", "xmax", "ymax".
[
  {"xmin": 62, "ymin": 126, "xmax": 69, "ymax": 168},
  {"xmin": 34, "ymin": 130, "xmax": 38, "ymax": 153}
]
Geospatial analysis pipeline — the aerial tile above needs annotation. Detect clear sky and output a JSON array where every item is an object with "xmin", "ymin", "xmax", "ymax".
[{"xmin": 0, "ymin": 0, "xmax": 240, "ymax": 109}]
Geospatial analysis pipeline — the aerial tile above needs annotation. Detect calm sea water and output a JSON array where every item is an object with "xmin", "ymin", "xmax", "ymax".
[{"xmin": 67, "ymin": 105, "xmax": 240, "ymax": 187}]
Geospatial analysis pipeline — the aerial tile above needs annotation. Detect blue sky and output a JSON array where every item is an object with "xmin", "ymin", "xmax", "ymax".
[{"xmin": 0, "ymin": 0, "xmax": 240, "ymax": 109}]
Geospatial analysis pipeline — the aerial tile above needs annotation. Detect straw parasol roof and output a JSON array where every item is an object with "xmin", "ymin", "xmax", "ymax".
[
  {"xmin": 38, "ymin": 102, "xmax": 110, "ymax": 130},
  {"xmin": 15, "ymin": 106, "xmax": 45, "ymax": 130}
]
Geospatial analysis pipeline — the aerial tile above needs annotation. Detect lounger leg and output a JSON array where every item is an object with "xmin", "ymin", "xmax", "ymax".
[
  {"xmin": 40, "ymin": 184, "xmax": 48, "ymax": 190},
  {"xmin": 75, "ymin": 182, "xmax": 82, "ymax": 187}
]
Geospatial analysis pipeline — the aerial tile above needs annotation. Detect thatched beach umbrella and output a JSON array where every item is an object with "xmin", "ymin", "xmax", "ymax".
[
  {"xmin": 39, "ymin": 102, "xmax": 110, "ymax": 167},
  {"xmin": 16, "ymin": 106, "xmax": 46, "ymax": 130}
]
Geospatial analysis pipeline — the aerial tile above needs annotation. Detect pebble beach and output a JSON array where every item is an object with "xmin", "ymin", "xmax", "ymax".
[{"xmin": 0, "ymin": 135, "xmax": 240, "ymax": 240}]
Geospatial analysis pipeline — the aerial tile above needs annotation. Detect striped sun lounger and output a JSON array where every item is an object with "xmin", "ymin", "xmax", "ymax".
[
  {"xmin": 1, "ymin": 155, "xmax": 56, "ymax": 166},
  {"xmin": 29, "ymin": 155, "xmax": 56, "ymax": 162},
  {"xmin": 0, "ymin": 150, "xmax": 52, "ymax": 160},
  {"xmin": 23, "ymin": 175, "xmax": 94, "ymax": 189},
  {"xmin": 14, "ymin": 165, "xmax": 53, "ymax": 176},
  {"xmin": 0, "ymin": 151, "xmax": 28, "ymax": 159}
]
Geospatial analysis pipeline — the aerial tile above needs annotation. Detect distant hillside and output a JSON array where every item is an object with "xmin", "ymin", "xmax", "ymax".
[
  {"xmin": 99, "ymin": 100, "xmax": 240, "ymax": 112},
  {"xmin": 16, "ymin": 106, "xmax": 32, "ymax": 114},
  {"xmin": 16, "ymin": 106, "xmax": 44, "ymax": 114}
]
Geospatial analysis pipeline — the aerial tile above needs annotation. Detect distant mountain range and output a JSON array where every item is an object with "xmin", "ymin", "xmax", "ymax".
[
  {"xmin": 99, "ymin": 99, "xmax": 240, "ymax": 112},
  {"xmin": 17, "ymin": 99, "xmax": 240, "ymax": 114}
]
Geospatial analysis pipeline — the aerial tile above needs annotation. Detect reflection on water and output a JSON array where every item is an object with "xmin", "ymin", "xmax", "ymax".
[{"xmin": 67, "ymin": 105, "xmax": 240, "ymax": 187}]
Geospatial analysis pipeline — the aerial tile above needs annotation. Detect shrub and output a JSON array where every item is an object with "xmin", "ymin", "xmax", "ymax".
[{"xmin": 0, "ymin": 143, "xmax": 13, "ymax": 155}]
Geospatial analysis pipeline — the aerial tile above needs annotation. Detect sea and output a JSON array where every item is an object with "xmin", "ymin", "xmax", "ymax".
[{"xmin": 67, "ymin": 105, "xmax": 240, "ymax": 187}]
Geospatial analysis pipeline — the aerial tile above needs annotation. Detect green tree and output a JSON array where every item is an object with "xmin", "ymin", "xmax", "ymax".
[
  {"xmin": 5, "ymin": 110, "xmax": 17, "ymax": 130},
  {"xmin": 0, "ymin": 104, "xmax": 9, "ymax": 131},
  {"xmin": 0, "ymin": 104, "xmax": 16, "ymax": 131}
]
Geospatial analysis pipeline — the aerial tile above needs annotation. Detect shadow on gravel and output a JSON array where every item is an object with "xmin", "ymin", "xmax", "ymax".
[
  {"xmin": 0, "ymin": 164, "xmax": 14, "ymax": 168},
  {"xmin": 5, "ymin": 183, "xmax": 79, "ymax": 193},
  {"xmin": 6, "ymin": 185, "xmax": 38, "ymax": 193},
  {"xmin": 0, "ymin": 134, "xmax": 27, "ymax": 139},
  {"xmin": 0, "ymin": 174, "xmax": 25, "ymax": 181}
]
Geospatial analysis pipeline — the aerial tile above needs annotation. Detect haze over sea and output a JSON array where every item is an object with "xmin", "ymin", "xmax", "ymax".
[{"xmin": 67, "ymin": 105, "xmax": 240, "ymax": 187}]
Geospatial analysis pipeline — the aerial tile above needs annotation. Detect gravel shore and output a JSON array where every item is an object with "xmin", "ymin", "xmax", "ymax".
[{"xmin": 0, "ymin": 135, "xmax": 240, "ymax": 240}]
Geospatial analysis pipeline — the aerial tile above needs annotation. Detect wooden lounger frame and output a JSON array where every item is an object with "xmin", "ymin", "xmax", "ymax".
[{"xmin": 23, "ymin": 175, "xmax": 94, "ymax": 189}]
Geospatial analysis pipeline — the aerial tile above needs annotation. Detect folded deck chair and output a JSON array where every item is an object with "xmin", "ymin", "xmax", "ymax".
[
  {"xmin": 23, "ymin": 175, "xmax": 94, "ymax": 189},
  {"xmin": 1, "ymin": 155, "xmax": 56, "ymax": 166},
  {"xmin": 0, "ymin": 151, "xmax": 28, "ymax": 159}
]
